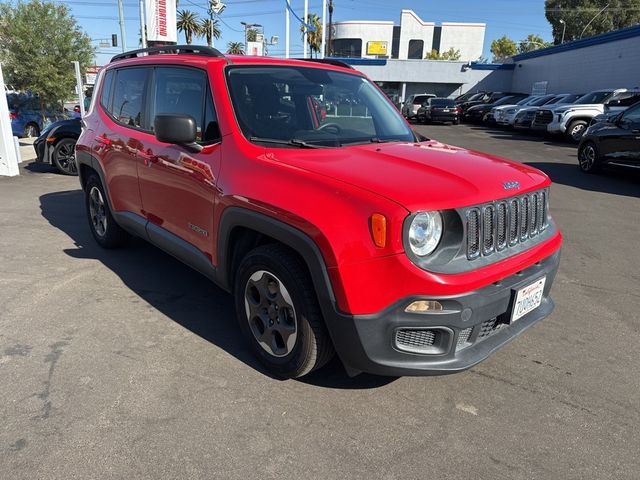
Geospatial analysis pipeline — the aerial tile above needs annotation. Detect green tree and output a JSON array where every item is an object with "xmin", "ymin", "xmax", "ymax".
[
  {"xmin": 246, "ymin": 28, "xmax": 259, "ymax": 42},
  {"xmin": 545, "ymin": 0, "xmax": 640, "ymax": 43},
  {"xmin": 425, "ymin": 48, "xmax": 462, "ymax": 60},
  {"xmin": 518, "ymin": 34, "xmax": 552, "ymax": 53},
  {"xmin": 0, "ymin": 0, "xmax": 94, "ymax": 116},
  {"xmin": 490, "ymin": 35, "xmax": 518, "ymax": 62},
  {"xmin": 200, "ymin": 18, "xmax": 221, "ymax": 47},
  {"xmin": 227, "ymin": 42, "xmax": 245, "ymax": 55},
  {"xmin": 177, "ymin": 10, "xmax": 200, "ymax": 44},
  {"xmin": 300, "ymin": 13, "xmax": 323, "ymax": 58}
]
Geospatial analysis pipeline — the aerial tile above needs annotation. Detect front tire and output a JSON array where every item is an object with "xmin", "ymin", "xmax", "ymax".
[
  {"xmin": 578, "ymin": 141, "xmax": 602, "ymax": 174},
  {"xmin": 52, "ymin": 138, "xmax": 78, "ymax": 176},
  {"xmin": 567, "ymin": 120, "xmax": 588, "ymax": 142},
  {"xmin": 234, "ymin": 244, "xmax": 334, "ymax": 378},
  {"xmin": 84, "ymin": 174, "xmax": 130, "ymax": 248}
]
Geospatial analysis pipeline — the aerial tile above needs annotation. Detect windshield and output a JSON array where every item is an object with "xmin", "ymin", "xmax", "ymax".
[
  {"xmin": 529, "ymin": 95, "xmax": 556, "ymax": 106},
  {"xmin": 226, "ymin": 66, "xmax": 415, "ymax": 148},
  {"xmin": 515, "ymin": 96, "xmax": 537, "ymax": 106},
  {"xmin": 413, "ymin": 95, "xmax": 432, "ymax": 104},
  {"xmin": 492, "ymin": 96, "xmax": 518, "ymax": 106},
  {"xmin": 467, "ymin": 93, "xmax": 485, "ymax": 102},
  {"xmin": 574, "ymin": 91, "xmax": 612, "ymax": 105},
  {"xmin": 430, "ymin": 99, "xmax": 455, "ymax": 107}
]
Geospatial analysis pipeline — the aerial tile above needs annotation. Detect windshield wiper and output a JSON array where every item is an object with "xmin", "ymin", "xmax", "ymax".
[
  {"xmin": 340, "ymin": 137, "xmax": 397, "ymax": 146},
  {"xmin": 249, "ymin": 136, "xmax": 325, "ymax": 149}
]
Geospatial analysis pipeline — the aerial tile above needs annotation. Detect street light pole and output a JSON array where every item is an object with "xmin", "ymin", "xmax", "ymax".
[
  {"xmin": 559, "ymin": 19, "xmax": 566, "ymax": 44},
  {"xmin": 139, "ymin": 0, "xmax": 146, "ymax": 48},
  {"xmin": 303, "ymin": 0, "xmax": 308, "ymax": 59},
  {"xmin": 320, "ymin": 0, "xmax": 326, "ymax": 59},
  {"xmin": 117, "ymin": 0, "xmax": 127, "ymax": 52},
  {"xmin": 285, "ymin": 0, "xmax": 290, "ymax": 58}
]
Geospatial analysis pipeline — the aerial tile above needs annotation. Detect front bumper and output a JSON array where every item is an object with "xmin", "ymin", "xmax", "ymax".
[
  {"xmin": 328, "ymin": 250, "xmax": 560, "ymax": 376},
  {"xmin": 546, "ymin": 119, "xmax": 565, "ymax": 134},
  {"xmin": 464, "ymin": 110, "xmax": 487, "ymax": 122},
  {"xmin": 33, "ymin": 137, "xmax": 47, "ymax": 163}
]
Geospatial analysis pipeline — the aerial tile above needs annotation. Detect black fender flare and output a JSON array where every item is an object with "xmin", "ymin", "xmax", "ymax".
[{"xmin": 75, "ymin": 150, "xmax": 114, "ymax": 211}]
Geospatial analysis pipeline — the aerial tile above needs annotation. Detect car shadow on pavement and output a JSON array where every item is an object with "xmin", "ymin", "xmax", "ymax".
[
  {"xmin": 39, "ymin": 189, "xmax": 396, "ymax": 389},
  {"xmin": 525, "ymin": 162, "xmax": 640, "ymax": 198}
]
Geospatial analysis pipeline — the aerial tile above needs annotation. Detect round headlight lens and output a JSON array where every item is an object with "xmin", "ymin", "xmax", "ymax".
[{"xmin": 408, "ymin": 211, "xmax": 443, "ymax": 257}]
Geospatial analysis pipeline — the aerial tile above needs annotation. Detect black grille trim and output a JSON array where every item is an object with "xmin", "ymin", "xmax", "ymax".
[{"xmin": 465, "ymin": 188, "xmax": 549, "ymax": 261}]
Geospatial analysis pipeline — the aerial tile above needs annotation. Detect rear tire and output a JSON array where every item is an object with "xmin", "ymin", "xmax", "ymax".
[
  {"xmin": 84, "ymin": 174, "xmax": 130, "ymax": 248},
  {"xmin": 52, "ymin": 138, "xmax": 78, "ymax": 176},
  {"xmin": 578, "ymin": 141, "xmax": 602, "ymax": 174},
  {"xmin": 453, "ymin": 119, "xmax": 460, "ymax": 125},
  {"xmin": 234, "ymin": 244, "xmax": 334, "ymax": 378},
  {"xmin": 24, "ymin": 123, "xmax": 39, "ymax": 138}
]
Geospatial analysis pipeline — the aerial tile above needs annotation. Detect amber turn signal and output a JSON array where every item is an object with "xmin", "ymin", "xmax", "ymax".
[
  {"xmin": 46, "ymin": 137, "xmax": 57, "ymax": 143},
  {"xmin": 369, "ymin": 213, "xmax": 387, "ymax": 248}
]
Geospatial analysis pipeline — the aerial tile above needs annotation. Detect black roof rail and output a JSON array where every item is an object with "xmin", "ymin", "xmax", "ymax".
[
  {"xmin": 111, "ymin": 45, "xmax": 227, "ymax": 63},
  {"xmin": 295, "ymin": 58, "xmax": 355, "ymax": 70}
]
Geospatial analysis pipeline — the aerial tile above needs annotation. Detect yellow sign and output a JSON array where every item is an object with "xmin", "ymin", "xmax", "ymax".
[{"xmin": 367, "ymin": 41, "xmax": 388, "ymax": 56}]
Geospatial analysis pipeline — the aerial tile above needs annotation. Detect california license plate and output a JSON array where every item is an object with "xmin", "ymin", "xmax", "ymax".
[
  {"xmin": 512, "ymin": 277, "xmax": 546, "ymax": 322},
  {"xmin": 443, "ymin": 109, "xmax": 450, "ymax": 112}
]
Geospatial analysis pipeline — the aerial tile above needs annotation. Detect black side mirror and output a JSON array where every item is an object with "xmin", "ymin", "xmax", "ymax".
[{"xmin": 154, "ymin": 114, "xmax": 202, "ymax": 153}]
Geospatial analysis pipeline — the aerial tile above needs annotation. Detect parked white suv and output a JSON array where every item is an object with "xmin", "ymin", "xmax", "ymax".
[
  {"xmin": 401, "ymin": 93, "xmax": 436, "ymax": 120},
  {"xmin": 541, "ymin": 89, "xmax": 640, "ymax": 141}
]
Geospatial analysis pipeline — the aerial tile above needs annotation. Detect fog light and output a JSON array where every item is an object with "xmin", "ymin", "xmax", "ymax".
[{"xmin": 405, "ymin": 300, "xmax": 443, "ymax": 313}]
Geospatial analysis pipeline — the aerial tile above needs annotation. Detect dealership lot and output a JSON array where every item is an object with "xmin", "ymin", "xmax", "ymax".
[{"xmin": 1, "ymin": 127, "xmax": 639, "ymax": 479}]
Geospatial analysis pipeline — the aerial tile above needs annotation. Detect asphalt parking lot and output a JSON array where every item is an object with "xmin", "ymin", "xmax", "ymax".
[{"xmin": 1, "ymin": 126, "xmax": 639, "ymax": 479}]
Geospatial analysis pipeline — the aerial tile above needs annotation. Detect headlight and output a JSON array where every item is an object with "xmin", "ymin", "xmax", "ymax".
[
  {"xmin": 506, "ymin": 108, "xmax": 517, "ymax": 114},
  {"xmin": 408, "ymin": 211, "xmax": 443, "ymax": 257}
]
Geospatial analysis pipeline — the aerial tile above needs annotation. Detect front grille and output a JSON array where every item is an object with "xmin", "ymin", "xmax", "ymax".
[
  {"xmin": 534, "ymin": 110, "xmax": 554, "ymax": 125},
  {"xmin": 465, "ymin": 189, "xmax": 548, "ymax": 260},
  {"xmin": 478, "ymin": 318, "xmax": 501, "ymax": 339},
  {"xmin": 456, "ymin": 327, "xmax": 472, "ymax": 351},
  {"xmin": 395, "ymin": 329, "xmax": 435, "ymax": 349}
]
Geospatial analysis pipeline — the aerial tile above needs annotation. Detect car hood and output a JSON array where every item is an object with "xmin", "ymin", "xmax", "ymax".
[
  {"xmin": 270, "ymin": 141, "xmax": 550, "ymax": 212},
  {"xmin": 467, "ymin": 103, "xmax": 494, "ymax": 112},
  {"xmin": 552, "ymin": 104, "xmax": 602, "ymax": 113}
]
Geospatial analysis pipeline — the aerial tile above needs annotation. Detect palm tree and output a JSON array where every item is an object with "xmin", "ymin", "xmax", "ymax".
[
  {"xmin": 246, "ymin": 28, "xmax": 258, "ymax": 42},
  {"xmin": 200, "ymin": 18, "xmax": 221, "ymax": 47},
  {"xmin": 227, "ymin": 41, "xmax": 245, "ymax": 55},
  {"xmin": 300, "ymin": 13, "xmax": 322, "ymax": 58},
  {"xmin": 177, "ymin": 10, "xmax": 200, "ymax": 45}
]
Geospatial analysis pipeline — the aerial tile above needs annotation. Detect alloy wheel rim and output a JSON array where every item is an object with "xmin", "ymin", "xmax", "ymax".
[
  {"xmin": 88, "ymin": 186, "xmax": 107, "ymax": 237},
  {"xmin": 57, "ymin": 143, "xmax": 77, "ymax": 174},
  {"xmin": 571, "ymin": 124, "xmax": 585, "ymax": 140},
  {"xmin": 244, "ymin": 270, "xmax": 298, "ymax": 358},
  {"xmin": 580, "ymin": 145, "xmax": 595, "ymax": 170}
]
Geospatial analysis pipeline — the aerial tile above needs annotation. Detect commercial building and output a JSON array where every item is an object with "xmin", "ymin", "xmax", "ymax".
[{"xmin": 332, "ymin": 10, "xmax": 485, "ymax": 62}]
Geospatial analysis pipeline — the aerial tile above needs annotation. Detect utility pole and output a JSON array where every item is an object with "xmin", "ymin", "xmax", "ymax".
[
  {"xmin": 285, "ymin": 0, "xmax": 290, "ymax": 58},
  {"xmin": 303, "ymin": 0, "xmax": 308, "ymax": 59},
  {"xmin": 139, "ymin": 0, "xmax": 146, "ymax": 48},
  {"xmin": 73, "ymin": 61, "xmax": 85, "ymax": 117},
  {"xmin": 327, "ymin": 0, "xmax": 333, "ymax": 57},
  {"xmin": 320, "ymin": 0, "xmax": 326, "ymax": 59},
  {"xmin": 117, "ymin": 0, "xmax": 127, "ymax": 52}
]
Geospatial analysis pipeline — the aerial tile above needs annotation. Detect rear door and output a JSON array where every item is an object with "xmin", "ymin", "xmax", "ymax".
[
  {"xmin": 605, "ymin": 103, "xmax": 640, "ymax": 165},
  {"xmin": 137, "ymin": 66, "xmax": 222, "ymax": 258}
]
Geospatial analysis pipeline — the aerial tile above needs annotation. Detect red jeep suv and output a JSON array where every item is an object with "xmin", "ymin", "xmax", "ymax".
[{"xmin": 76, "ymin": 46, "xmax": 562, "ymax": 378}]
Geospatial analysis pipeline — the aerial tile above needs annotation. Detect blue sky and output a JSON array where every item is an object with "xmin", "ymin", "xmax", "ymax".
[{"xmin": 61, "ymin": 0, "xmax": 553, "ymax": 65}]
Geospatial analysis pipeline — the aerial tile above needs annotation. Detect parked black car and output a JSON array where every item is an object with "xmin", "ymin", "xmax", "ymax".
[
  {"xmin": 577, "ymin": 101, "xmax": 640, "ymax": 174},
  {"xmin": 458, "ymin": 91, "xmax": 522, "ymax": 114},
  {"xmin": 463, "ymin": 94, "xmax": 528, "ymax": 123},
  {"xmin": 416, "ymin": 98, "xmax": 460, "ymax": 124},
  {"xmin": 33, "ymin": 118, "xmax": 81, "ymax": 175}
]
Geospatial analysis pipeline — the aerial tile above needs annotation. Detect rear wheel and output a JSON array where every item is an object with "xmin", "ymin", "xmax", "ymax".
[
  {"xmin": 578, "ymin": 141, "xmax": 602, "ymax": 174},
  {"xmin": 84, "ymin": 174, "xmax": 130, "ymax": 248},
  {"xmin": 52, "ymin": 138, "xmax": 78, "ymax": 176},
  {"xmin": 567, "ymin": 120, "xmax": 588, "ymax": 142},
  {"xmin": 234, "ymin": 244, "xmax": 334, "ymax": 378}
]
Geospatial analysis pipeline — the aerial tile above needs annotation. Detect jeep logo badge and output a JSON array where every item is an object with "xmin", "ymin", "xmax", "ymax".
[{"xmin": 503, "ymin": 181, "xmax": 520, "ymax": 190}]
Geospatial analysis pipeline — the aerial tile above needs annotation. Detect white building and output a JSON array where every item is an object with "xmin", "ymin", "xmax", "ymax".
[{"xmin": 332, "ymin": 10, "xmax": 485, "ymax": 62}]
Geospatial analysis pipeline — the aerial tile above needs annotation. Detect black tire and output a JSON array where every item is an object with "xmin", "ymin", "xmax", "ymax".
[
  {"xmin": 566, "ymin": 120, "xmax": 588, "ymax": 142},
  {"xmin": 578, "ymin": 141, "xmax": 602, "ymax": 174},
  {"xmin": 52, "ymin": 138, "xmax": 78, "ymax": 176},
  {"xmin": 234, "ymin": 244, "xmax": 335, "ymax": 378},
  {"xmin": 84, "ymin": 174, "xmax": 130, "ymax": 248},
  {"xmin": 24, "ymin": 123, "xmax": 39, "ymax": 138},
  {"xmin": 453, "ymin": 119, "xmax": 460, "ymax": 125}
]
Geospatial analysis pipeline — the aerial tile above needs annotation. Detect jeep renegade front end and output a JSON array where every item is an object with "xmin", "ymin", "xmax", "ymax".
[{"xmin": 76, "ymin": 46, "xmax": 562, "ymax": 378}]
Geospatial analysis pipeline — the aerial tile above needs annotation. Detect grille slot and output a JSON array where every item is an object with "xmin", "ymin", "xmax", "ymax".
[
  {"xmin": 467, "ymin": 209, "xmax": 481, "ymax": 259},
  {"xmin": 482, "ymin": 206, "xmax": 495, "ymax": 255},
  {"xmin": 466, "ymin": 188, "xmax": 549, "ymax": 260},
  {"xmin": 394, "ymin": 328, "xmax": 447, "ymax": 355},
  {"xmin": 535, "ymin": 110, "xmax": 553, "ymax": 125},
  {"xmin": 396, "ymin": 329, "xmax": 435, "ymax": 348},
  {"xmin": 478, "ymin": 318, "xmax": 499, "ymax": 339},
  {"xmin": 456, "ymin": 327, "xmax": 473, "ymax": 351}
]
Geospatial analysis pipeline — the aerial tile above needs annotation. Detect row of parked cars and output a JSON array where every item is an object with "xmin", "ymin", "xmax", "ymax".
[
  {"xmin": 401, "ymin": 94, "xmax": 460, "ymax": 125},
  {"xmin": 455, "ymin": 88, "xmax": 640, "ymax": 174}
]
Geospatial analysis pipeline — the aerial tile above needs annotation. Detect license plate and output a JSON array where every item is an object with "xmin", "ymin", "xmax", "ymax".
[
  {"xmin": 442, "ymin": 109, "xmax": 450, "ymax": 112},
  {"xmin": 511, "ymin": 277, "xmax": 546, "ymax": 322}
]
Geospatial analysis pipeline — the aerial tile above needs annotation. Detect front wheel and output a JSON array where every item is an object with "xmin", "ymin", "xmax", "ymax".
[
  {"xmin": 52, "ymin": 138, "xmax": 78, "ymax": 176},
  {"xmin": 567, "ymin": 120, "xmax": 588, "ymax": 142},
  {"xmin": 234, "ymin": 244, "xmax": 334, "ymax": 378},
  {"xmin": 578, "ymin": 141, "xmax": 602, "ymax": 174}
]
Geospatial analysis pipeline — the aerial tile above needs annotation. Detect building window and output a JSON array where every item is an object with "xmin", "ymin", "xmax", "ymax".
[
  {"xmin": 332, "ymin": 38, "xmax": 363, "ymax": 58},
  {"xmin": 408, "ymin": 39, "xmax": 424, "ymax": 59}
]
